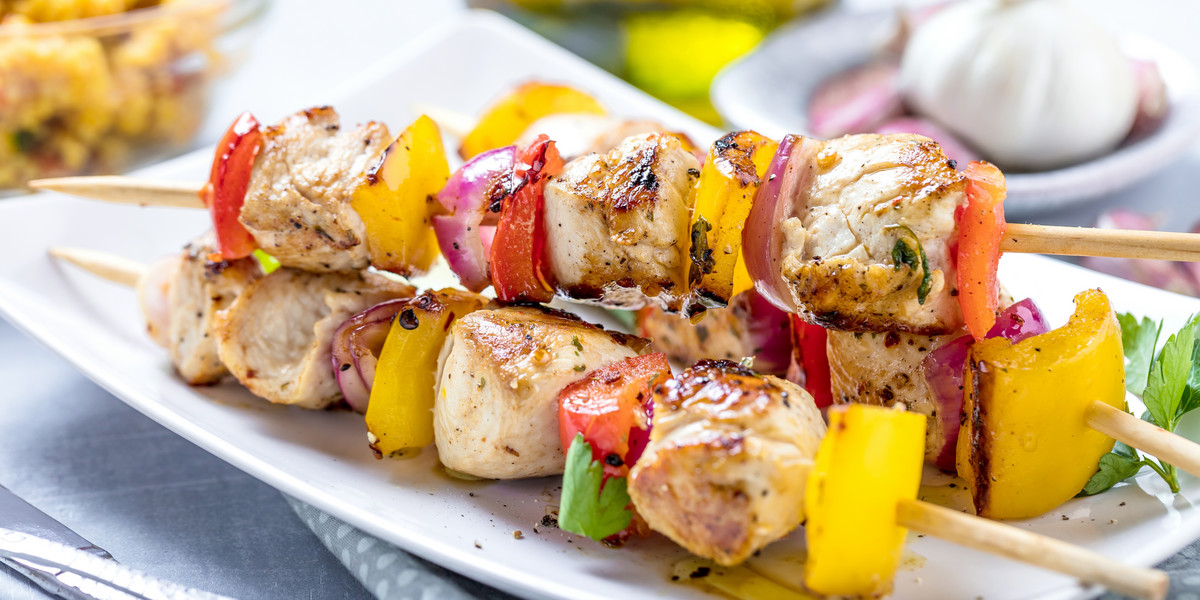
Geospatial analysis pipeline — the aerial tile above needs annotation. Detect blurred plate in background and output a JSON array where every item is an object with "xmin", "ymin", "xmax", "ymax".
[{"xmin": 711, "ymin": 8, "xmax": 1200, "ymax": 215}]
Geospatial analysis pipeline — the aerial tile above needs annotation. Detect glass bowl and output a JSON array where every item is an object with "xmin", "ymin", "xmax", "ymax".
[{"xmin": 0, "ymin": 0, "xmax": 270, "ymax": 191}]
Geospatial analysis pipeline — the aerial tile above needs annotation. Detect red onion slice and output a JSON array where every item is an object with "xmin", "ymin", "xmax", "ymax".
[
  {"xmin": 331, "ymin": 299, "xmax": 410, "ymax": 412},
  {"xmin": 434, "ymin": 146, "xmax": 515, "ymax": 292},
  {"xmin": 743, "ymin": 134, "xmax": 822, "ymax": 312},
  {"xmin": 808, "ymin": 60, "xmax": 903, "ymax": 139},
  {"xmin": 923, "ymin": 298, "xmax": 1050, "ymax": 471},
  {"xmin": 741, "ymin": 288, "xmax": 793, "ymax": 375}
]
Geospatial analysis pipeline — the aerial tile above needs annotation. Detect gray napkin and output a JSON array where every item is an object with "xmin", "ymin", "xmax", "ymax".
[
  {"xmin": 289, "ymin": 494, "xmax": 1200, "ymax": 600},
  {"xmin": 285, "ymin": 496, "xmax": 516, "ymax": 600}
]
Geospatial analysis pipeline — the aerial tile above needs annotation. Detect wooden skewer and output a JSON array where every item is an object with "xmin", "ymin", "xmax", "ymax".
[
  {"xmin": 897, "ymin": 500, "xmax": 1168, "ymax": 600},
  {"xmin": 29, "ymin": 176, "xmax": 205, "ymax": 209},
  {"xmin": 1003, "ymin": 223, "xmax": 1200, "ymax": 262},
  {"xmin": 1087, "ymin": 401, "xmax": 1200, "ymax": 478},
  {"xmin": 48, "ymin": 246, "xmax": 144, "ymax": 287},
  {"xmin": 28, "ymin": 176, "xmax": 1200, "ymax": 264}
]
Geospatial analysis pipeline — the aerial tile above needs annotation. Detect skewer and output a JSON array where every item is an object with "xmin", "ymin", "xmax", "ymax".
[
  {"xmin": 29, "ymin": 176, "xmax": 1200, "ymax": 263},
  {"xmin": 1087, "ymin": 401, "xmax": 1200, "ymax": 477},
  {"xmin": 895, "ymin": 500, "xmax": 1166, "ymax": 600},
  {"xmin": 29, "ymin": 176, "xmax": 205, "ymax": 209},
  {"xmin": 48, "ymin": 246, "xmax": 144, "ymax": 287}
]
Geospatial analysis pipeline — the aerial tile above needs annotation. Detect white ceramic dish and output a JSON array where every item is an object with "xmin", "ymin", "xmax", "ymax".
[
  {"xmin": 711, "ymin": 8, "xmax": 1200, "ymax": 216},
  {"xmin": 3, "ymin": 10, "xmax": 1200, "ymax": 600}
]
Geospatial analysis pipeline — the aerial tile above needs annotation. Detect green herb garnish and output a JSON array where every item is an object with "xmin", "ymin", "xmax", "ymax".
[
  {"xmin": 689, "ymin": 217, "xmax": 715, "ymax": 282},
  {"xmin": 888, "ymin": 225, "xmax": 931, "ymax": 305},
  {"xmin": 1082, "ymin": 313, "xmax": 1200, "ymax": 495},
  {"xmin": 558, "ymin": 434, "xmax": 632, "ymax": 541}
]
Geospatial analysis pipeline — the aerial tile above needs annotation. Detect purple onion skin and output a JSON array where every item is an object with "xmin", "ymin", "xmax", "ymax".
[
  {"xmin": 923, "ymin": 298, "xmax": 1051, "ymax": 471},
  {"xmin": 743, "ymin": 135, "xmax": 800, "ymax": 312},
  {"xmin": 742, "ymin": 289, "xmax": 793, "ymax": 375},
  {"xmin": 433, "ymin": 146, "xmax": 515, "ymax": 292},
  {"xmin": 331, "ymin": 299, "xmax": 410, "ymax": 413}
]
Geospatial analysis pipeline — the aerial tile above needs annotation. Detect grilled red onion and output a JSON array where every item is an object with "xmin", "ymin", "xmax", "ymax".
[
  {"xmin": 742, "ymin": 288, "xmax": 793, "ymax": 375},
  {"xmin": 433, "ymin": 146, "xmax": 515, "ymax": 292},
  {"xmin": 331, "ymin": 299, "xmax": 409, "ymax": 412},
  {"xmin": 743, "ymin": 134, "xmax": 822, "ymax": 312},
  {"xmin": 923, "ymin": 298, "xmax": 1050, "ymax": 471}
]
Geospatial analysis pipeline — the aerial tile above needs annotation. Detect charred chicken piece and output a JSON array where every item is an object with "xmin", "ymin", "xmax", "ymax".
[
  {"xmin": 434, "ymin": 306, "xmax": 650, "ymax": 479},
  {"xmin": 628, "ymin": 360, "xmax": 826, "ymax": 566},
  {"xmin": 239, "ymin": 107, "xmax": 390, "ymax": 273},
  {"xmin": 543, "ymin": 132, "xmax": 700, "ymax": 312},
  {"xmin": 214, "ymin": 268, "xmax": 413, "ymax": 409},
  {"xmin": 780, "ymin": 133, "xmax": 966, "ymax": 335}
]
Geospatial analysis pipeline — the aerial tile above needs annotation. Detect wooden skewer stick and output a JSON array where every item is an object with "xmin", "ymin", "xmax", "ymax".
[
  {"xmin": 48, "ymin": 246, "xmax": 144, "ymax": 287},
  {"xmin": 1003, "ymin": 223, "xmax": 1200, "ymax": 262},
  {"xmin": 29, "ymin": 177, "xmax": 1200, "ymax": 265},
  {"xmin": 29, "ymin": 176, "xmax": 205, "ymax": 209},
  {"xmin": 897, "ymin": 500, "xmax": 1168, "ymax": 600},
  {"xmin": 1087, "ymin": 401, "xmax": 1200, "ymax": 478}
]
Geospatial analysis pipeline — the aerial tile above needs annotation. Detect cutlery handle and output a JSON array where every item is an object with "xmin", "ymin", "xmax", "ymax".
[{"xmin": 0, "ymin": 528, "xmax": 235, "ymax": 600}]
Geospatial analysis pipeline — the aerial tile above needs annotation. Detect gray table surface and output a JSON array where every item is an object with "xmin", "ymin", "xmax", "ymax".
[{"xmin": 6, "ymin": 1, "xmax": 1200, "ymax": 599}]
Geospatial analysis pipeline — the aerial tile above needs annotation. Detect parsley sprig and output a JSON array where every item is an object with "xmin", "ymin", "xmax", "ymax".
[
  {"xmin": 888, "ymin": 225, "xmax": 931, "ymax": 305},
  {"xmin": 558, "ymin": 434, "xmax": 633, "ymax": 541},
  {"xmin": 1083, "ymin": 313, "xmax": 1200, "ymax": 495}
]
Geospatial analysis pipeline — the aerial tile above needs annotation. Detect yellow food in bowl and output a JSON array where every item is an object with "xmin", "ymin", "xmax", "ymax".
[{"xmin": 0, "ymin": 0, "xmax": 261, "ymax": 189}]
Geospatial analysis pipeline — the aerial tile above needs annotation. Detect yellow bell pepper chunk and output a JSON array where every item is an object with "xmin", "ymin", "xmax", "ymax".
[
  {"xmin": 366, "ymin": 289, "xmax": 487, "ymax": 457},
  {"xmin": 957, "ymin": 288, "xmax": 1126, "ymax": 520},
  {"xmin": 459, "ymin": 82, "xmax": 606, "ymax": 160},
  {"xmin": 351, "ymin": 115, "xmax": 448, "ymax": 277},
  {"xmin": 686, "ymin": 131, "xmax": 777, "ymax": 314},
  {"xmin": 805, "ymin": 404, "xmax": 925, "ymax": 598}
]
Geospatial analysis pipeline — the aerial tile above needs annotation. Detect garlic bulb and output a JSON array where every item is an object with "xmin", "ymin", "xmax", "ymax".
[{"xmin": 899, "ymin": 0, "xmax": 1137, "ymax": 170}]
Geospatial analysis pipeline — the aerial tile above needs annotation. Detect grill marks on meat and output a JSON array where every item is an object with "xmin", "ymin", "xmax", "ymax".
[
  {"xmin": 779, "ymin": 133, "xmax": 967, "ymax": 334},
  {"xmin": 214, "ymin": 268, "xmax": 413, "ymax": 409},
  {"xmin": 826, "ymin": 329, "xmax": 955, "ymax": 465},
  {"xmin": 544, "ymin": 133, "xmax": 699, "ymax": 311},
  {"xmin": 159, "ymin": 234, "xmax": 262, "ymax": 385},
  {"xmin": 239, "ymin": 107, "xmax": 390, "ymax": 273},
  {"xmin": 628, "ymin": 360, "xmax": 826, "ymax": 566},
  {"xmin": 434, "ymin": 307, "xmax": 649, "ymax": 480}
]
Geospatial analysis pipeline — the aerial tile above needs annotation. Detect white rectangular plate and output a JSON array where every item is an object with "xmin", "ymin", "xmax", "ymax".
[{"xmin": 3, "ymin": 11, "xmax": 1200, "ymax": 600}]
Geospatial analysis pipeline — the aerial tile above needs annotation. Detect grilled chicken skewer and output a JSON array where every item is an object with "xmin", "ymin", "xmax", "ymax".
[
  {"xmin": 44, "ymin": 245, "xmax": 1175, "ymax": 598},
  {"xmin": 33, "ymin": 124, "xmax": 1200, "ymax": 327}
]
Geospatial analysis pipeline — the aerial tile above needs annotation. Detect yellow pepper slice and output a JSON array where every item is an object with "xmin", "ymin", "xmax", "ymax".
[
  {"xmin": 805, "ymin": 404, "xmax": 925, "ymax": 598},
  {"xmin": 459, "ymin": 82, "xmax": 606, "ymax": 160},
  {"xmin": 957, "ymin": 289, "xmax": 1126, "ymax": 520},
  {"xmin": 366, "ymin": 289, "xmax": 487, "ymax": 457},
  {"xmin": 686, "ymin": 131, "xmax": 777, "ymax": 314},
  {"xmin": 351, "ymin": 115, "xmax": 448, "ymax": 276}
]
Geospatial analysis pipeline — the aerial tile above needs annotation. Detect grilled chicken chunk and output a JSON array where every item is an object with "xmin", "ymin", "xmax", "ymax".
[
  {"xmin": 215, "ymin": 268, "xmax": 413, "ymax": 409},
  {"xmin": 637, "ymin": 291, "xmax": 791, "ymax": 376},
  {"xmin": 779, "ymin": 133, "xmax": 967, "ymax": 335},
  {"xmin": 543, "ymin": 132, "xmax": 700, "ymax": 311},
  {"xmin": 434, "ymin": 306, "xmax": 650, "ymax": 479},
  {"xmin": 516, "ymin": 114, "xmax": 666, "ymax": 161},
  {"xmin": 826, "ymin": 329, "xmax": 955, "ymax": 465},
  {"xmin": 137, "ymin": 234, "xmax": 262, "ymax": 385},
  {"xmin": 629, "ymin": 360, "xmax": 826, "ymax": 566},
  {"xmin": 239, "ymin": 107, "xmax": 390, "ymax": 273}
]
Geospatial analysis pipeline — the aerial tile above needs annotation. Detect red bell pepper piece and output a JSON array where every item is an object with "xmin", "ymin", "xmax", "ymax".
[
  {"xmin": 787, "ymin": 315, "xmax": 833, "ymax": 409},
  {"xmin": 490, "ymin": 135, "xmax": 562, "ymax": 303},
  {"xmin": 202, "ymin": 111, "xmax": 263, "ymax": 261},
  {"xmin": 558, "ymin": 353, "xmax": 670, "ymax": 478},
  {"xmin": 957, "ymin": 161, "xmax": 1008, "ymax": 340}
]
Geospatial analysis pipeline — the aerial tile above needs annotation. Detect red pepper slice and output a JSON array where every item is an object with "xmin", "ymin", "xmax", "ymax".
[
  {"xmin": 787, "ymin": 315, "xmax": 833, "ymax": 409},
  {"xmin": 957, "ymin": 161, "xmax": 1007, "ymax": 340},
  {"xmin": 490, "ymin": 135, "xmax": 562, "ymax": 303},
  {"xmin": 558, "ymin": 352, "xmax": 670, "ymax": 478},
  {"xmin": 202, "ymin": 112, "xmax": 263, "ymax": 261}
]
